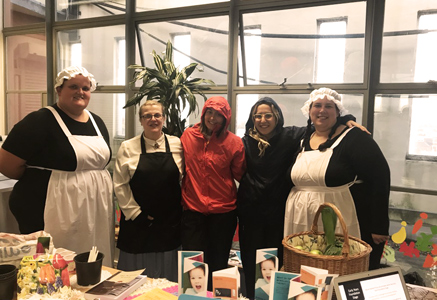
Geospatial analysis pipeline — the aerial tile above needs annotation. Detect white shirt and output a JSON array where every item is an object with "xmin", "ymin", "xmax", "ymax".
[{"xmin": 113, "ymin": 133, "xmax": 184, "ymax": 220}]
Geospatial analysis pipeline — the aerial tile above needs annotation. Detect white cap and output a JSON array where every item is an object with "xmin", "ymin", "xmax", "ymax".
[
  {"xmin": 301, "ymin": 87, "xmax": 347, "ymax": 118},
  {"xmin": 54, "ymin": 66, "xmax": 97, "ymax": 92}
]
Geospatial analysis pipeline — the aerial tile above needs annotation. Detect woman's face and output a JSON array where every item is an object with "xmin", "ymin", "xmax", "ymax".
[
  {"xmin": 309, "ymin": 96, "xmax": 339, "ymax": 131},
  {"xmin": 260, "ymin": 259, "xmax": 275, "ymax": 283},
  {"xmin": 140, "ymin": 104, "xmax": 164, "ymax": 139},
  {"xmin": 189, "ymin": 267, "xmax": 205, "ymax": 293},
  {"xmin": 254, "ymin": 104, "xmax": 277, "ymax": 139},
  {"xmin": 56, "ymin": 75, "xmax": 91, "ymax": 115},
  {"xmin": 204, "ymin": 108, "xmax": 225, "ymax": 134}
]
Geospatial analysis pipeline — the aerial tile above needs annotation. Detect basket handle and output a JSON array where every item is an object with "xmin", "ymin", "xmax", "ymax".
[{"xmin": 311, "ymin": 202, "xmax": 350, "ymax": 257}]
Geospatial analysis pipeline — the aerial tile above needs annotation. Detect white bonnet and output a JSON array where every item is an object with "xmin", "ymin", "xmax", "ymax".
[
  {"xmin": 301, "ymin": 87, "xmax": 348, "ymax": 118},
  {"xmin": 54, "ymin": 66, "xmax": 97, "ymax": 92}
]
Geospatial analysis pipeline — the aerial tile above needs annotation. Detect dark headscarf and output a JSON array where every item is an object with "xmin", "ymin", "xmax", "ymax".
[{"xmin": 245, "ymin": 97, "xmax": 285, "ymax": 156}]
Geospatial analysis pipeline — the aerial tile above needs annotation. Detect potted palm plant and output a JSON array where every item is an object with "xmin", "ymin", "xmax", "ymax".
[{"xmin": 124, "ymin": 41, "xmax": 215, "ymax": 137}]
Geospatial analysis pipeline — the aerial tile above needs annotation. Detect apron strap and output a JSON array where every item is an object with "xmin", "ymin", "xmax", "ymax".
[
  {"xmin": 331, "ymin": 127, "xmax": 354, "ymax": 149},
  {"xmin": 46, "ymin": 106, "xmax": 72, "ymax": 137},
  {"xmin": 86, "ymin": 110, "xmax": 103, "ymax": 137},
  {"xmin": 164, "ymin": 135, "xmax": 171, "ymax": 153},
  {"xmin": 46, "ymin": 106, "xmax": 102, "ymax": 137}
]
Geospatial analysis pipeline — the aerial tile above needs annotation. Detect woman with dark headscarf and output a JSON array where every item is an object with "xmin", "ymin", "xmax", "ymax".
[{"xmin": 237, "ymin": 97, "xmax": 360, "ymax": 299}]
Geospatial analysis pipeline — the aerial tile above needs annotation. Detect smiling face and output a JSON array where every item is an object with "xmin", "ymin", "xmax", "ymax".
[
  {"xmin": 253, "ymin": 104, "xmax": 277, "ymax": 139},
  {"xmin": 203, "ymin": 108, "xmax": 225, "ymax": 135},
  {"xmin": 140, "ymin": 103, "xmax": 164, "ymax": 140},
  {"xmin": 260, "ymin": 259, "xmax": 275, "ymax": 283},
  {"xmin": 189, "ymin": 267, "xmax": 205, "ymax": 294},
  {"xmin": 56, "ymin": 75, "xmax": 91, "ymax": 117},
  {"xmin": 309, "ymin": 95, "xmax": 340, "ymax": 132}
]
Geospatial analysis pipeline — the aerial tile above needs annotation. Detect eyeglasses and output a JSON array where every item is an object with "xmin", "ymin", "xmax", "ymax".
[
  {"xmin": 141, "ymin": 113, "xmax": 163, "ymax": 120},
  {"xmin": 254, "ymin": 113, "xmax": 274, "ymax": 120}
]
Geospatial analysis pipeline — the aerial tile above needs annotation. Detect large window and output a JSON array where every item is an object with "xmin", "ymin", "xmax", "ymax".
[
  {"xmin": 315, "ymin": 18, "xmax": 347, "ymax": 83},
  {"xmin": 56, "ymin": 0, "xmax": 126, "ymax": 21},
  {"xmin": 3, "ymin": 0, "xmax": 437, "ymax": 289},
  {"xmin": 381, "ymin": 0, "xmax": 437, "ymax": 83},
  {"xmin": 136, "ymin": 16, "xmax": 229, "ymax": 86},
  {"xmin": 135, "ymin": 0, "xmax": 228, "ymax": 12},
  {"xmin": 239, "ymin": 2, "xmax": 366, "ymax": 86}
]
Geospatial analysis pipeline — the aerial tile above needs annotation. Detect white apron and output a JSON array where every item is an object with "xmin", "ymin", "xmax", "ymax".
[
  {"xmin": 38, "ymin": 106, "xmax": 114, "ymax": 267},
  {"xmin": 284, "ymin": 127, "xmax": 361, "ymax": 239}
]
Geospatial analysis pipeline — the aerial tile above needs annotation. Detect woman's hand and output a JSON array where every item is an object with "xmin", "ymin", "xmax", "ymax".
[
  {"xmin": 346, "ymin": 120, "xmax": 371, "ymax": 134},
  {"xmin": 0, "ymin": 148, "xmax": 27, "ymax": 179},
  {"xmin": 372, "ymin": 233, "xmax": 389, "ymax": 245}
]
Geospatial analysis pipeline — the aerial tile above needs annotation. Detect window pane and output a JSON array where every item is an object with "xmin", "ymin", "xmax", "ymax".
[
  {"xmin": 56, "ymin": 0, "xmax": 125, "ymax": 21},
  {"xmin": 239, "ymin": 2, "xmax": 366, "ymax": 86},
  {"xmin": 374, "ymin": 94, "xmax": 437, "ymax": 190},
  {"xmin": 387, "ymin": 191, "xmax": 437, "ymax": 288},
  {"xmin": 137, "ymin": 16, "xmax": 228, "ymax": 85},
  {"xmin": 4, "ymin": 0, "xmax": 45, "ymax": 27},
  {"xmin": 381, "ymin": 0, "xmax": 437, "ymax": 83},
  {"xmin": 57, "ymin": 25, "xmax": 125, "ymax": 86},
  {"xmin": 235, "ymin": 93, "xmax": 363, "ymax": 137},
  {"xmin": 86, "ymin": 93, "xmax": 123, "ymax": 159},
  {"xmin": 5, "ymin": 34, "xmax": 47, "ymax": 131},
  {"xmin": 136, "ymin": 0, "xmax": 228, "ymax": 12},
  {"xmin": 6, "ymin": 93, "xmax": 45, "ymax": 131},
  {"xmin": 6, "ymin": 34, "xmax": 47, "ymax": 91}
]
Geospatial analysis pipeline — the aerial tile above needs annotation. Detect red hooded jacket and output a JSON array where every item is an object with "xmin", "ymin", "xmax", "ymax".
[{"xmin": 181, "ymin": 96, "xmax": 246, "ymax": 214}]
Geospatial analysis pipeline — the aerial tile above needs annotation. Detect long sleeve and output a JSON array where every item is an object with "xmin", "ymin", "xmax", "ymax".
[
  {"xmin": 231, "ymin": 139, "xmax": 246, "ymax": 182},
  {"xmin": 344, "ymin": 129, "xmax": 391, "ymax": 235},
  {"xmin": 113, "ymin": 138, "xmax": 142, "ymax": 220}
]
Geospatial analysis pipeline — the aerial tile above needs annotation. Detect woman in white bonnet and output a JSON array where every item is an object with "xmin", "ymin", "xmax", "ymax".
[
  {"xmin": 284, "ymin": 87, "xmax": 390, "ymax": 270},
  {"xmin": 0, "ymin": 66, "xmax": 114, "ymax": 266}
]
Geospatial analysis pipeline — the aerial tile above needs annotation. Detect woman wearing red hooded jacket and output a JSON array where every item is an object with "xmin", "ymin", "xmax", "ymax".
[{"xmin": 181, "ymin": 96, "xmax": 246, "ymax": 280}]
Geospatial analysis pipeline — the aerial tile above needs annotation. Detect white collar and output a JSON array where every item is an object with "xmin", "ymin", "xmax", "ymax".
[{"xmin": 143, "ymin": 132, "xmax": 164, "ymax": 149}]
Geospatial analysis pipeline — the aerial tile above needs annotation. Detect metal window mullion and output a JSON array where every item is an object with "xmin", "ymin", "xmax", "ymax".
[
  {"xmin": 125, "ymin": 0, "xmax": 137, "ymax": 140},
  {"xmin": 364, "ymin": 0, "xmax": 385, "ymax": 133},
  {"xmin": 46, "ymin": 0, "xmax": 55, "ymax": 106}
]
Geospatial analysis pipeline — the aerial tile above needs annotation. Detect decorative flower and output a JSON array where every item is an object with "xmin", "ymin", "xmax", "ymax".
[
  {"xmin": 39, "ymin": 264, "xmax": 56, "ymax": 285},
  {"xmin": 53, "ymin": 253, "xmax": 68, "ymax": 269}
]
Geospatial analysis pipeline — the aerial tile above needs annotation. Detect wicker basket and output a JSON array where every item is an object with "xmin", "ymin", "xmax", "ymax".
[{"xmin": 282, "ymin": 202, "xmax": 372, "ymax": 276}]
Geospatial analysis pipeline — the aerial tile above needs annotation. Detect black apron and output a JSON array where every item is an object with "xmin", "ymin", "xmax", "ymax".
[{"xmin": 117, "ymin": 134, "xmax": 182, "ymax": 253}]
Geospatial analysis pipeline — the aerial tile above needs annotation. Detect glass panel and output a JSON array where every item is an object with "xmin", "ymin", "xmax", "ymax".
[
  {"xmin": 235, "ymin": 93, "xmax": 363, "ymax": 137},
  {"xmin": 374, "ymin": 94, "xmax": 437, "ymax": 190},
  {"xmin": 57, "ymin": 25, "xmax": 125, "ymax": 86},
  {"xmin": 136, "ymin": 0, "xmax": 228, "ymax": 12},
  {"xmin": 86, "ymin": 93, "xmax": 123, "ymax": 162},
  {"xmin": 6, "ymin": 34, "xmax": 47, "ymax": 91},
  {"xmin": 5, "ymin": 34, "xmax": 47, "ymax": 131},
  {"xmin": 56, "ymin": 0, "xmax": 125, "ymax": 21},
  {"xmin": 4, "ymin": 0, "xmax": 45, "ymax": 27},
  {"xmin": 387, "ymin": 191, "xmax": 437, "ymax": 288},
  {"xmin": 137, "ymin": 16, "xmax": 228, "ymax": 85},
  {"xmin": 6, "ymin": 93, "xmax": 45, "ymax": 131},
  {"xmin": 381, "ymin": 0, "xmax": 437, "ymax": 83},
  {"xmin": 239, "ymin": 2, "xmax": 366, "ymax": 86}
]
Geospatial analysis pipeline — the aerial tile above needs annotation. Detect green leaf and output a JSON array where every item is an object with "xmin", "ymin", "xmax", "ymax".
[{"xmin": 126, "ymin": 41, "xmax": 214, "ymax": 136}]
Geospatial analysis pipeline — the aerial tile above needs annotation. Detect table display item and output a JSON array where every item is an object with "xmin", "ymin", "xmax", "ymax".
[
  {"xmin": 17, "ymin": 253, "xmax": 70, "ymax": 298},
  {"xmin": 84, "ymin": 269, "xmax": 147, "ymax": 300},
  {"xmin": 0, "ymin": 264, "xmax": 17, "ymax": 300},
  {"xmin": 74, "ymin": 251, "xmax": 105, "ymax": 286},
  {"xmin": 283, "ymin": 202, "xmax": 372, "ymax": 276}
]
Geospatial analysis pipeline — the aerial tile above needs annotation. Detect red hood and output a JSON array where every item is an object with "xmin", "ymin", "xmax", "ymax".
[{"xmin": 201, "ymin": 96, "xmax": 232, "ymax": 131}]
